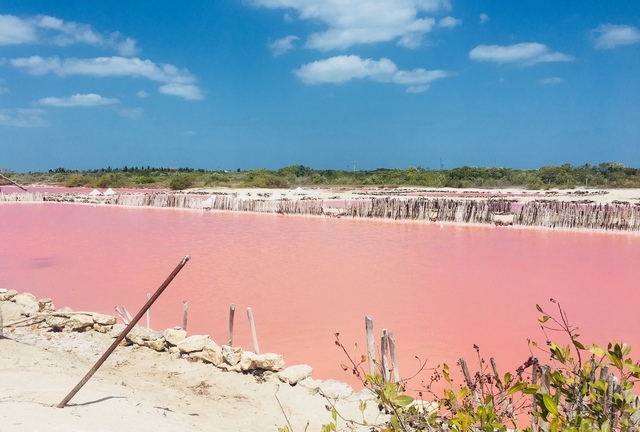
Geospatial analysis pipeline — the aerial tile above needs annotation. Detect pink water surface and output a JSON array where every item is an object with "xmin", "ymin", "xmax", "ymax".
[{"xmin": 1, "ymin": 202, "xmax": 638, "ymax": 390}]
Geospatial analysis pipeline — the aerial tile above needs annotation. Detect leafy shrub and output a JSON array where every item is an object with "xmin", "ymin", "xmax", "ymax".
[
  {"xmin": 320, "ymin": 301, "xmax": 640, "ymax": 432},
  {"xmin": 169, "ymin": 173, "xmax": 194, "ymax": 190}
]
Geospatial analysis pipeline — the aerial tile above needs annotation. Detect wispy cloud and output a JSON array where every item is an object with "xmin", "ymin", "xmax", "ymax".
[
  {"xmin": 158, "ymin": 83, "xmax": 204, "ymax": 100},
  {"xmin": 591, "ymin": 24, "xmax": 640, "ymax": 49},
  {"xmin": 10, "ymin": 56, "xmax": 204, "ymax": 100},
  {"xmin": 268, "ymin": 35, "xmax": 299, "ymax": 56},
  {"xmin": 136, "ymin": 90, "xmax": 149, "ymax": 98},
  {"xmin": 469, "ymin": 43, "xmax": 573, "ymax": 66},
  {"xmin": 438, "ymin": 16, "xmax": 461, "ymax": 29},
  {"xmin": 0, "ymin": 13, "xmax": 138, "ymax": 56},
  {"xmin": 182, "ymin": 130, "xmax": 197, "ymax": 136},
  {"xmin": 479, "ymin": 13, "xmax": 489, "ymax": 25},
  {"xmin": 539, "ymin": 77, "xmax": 564, "ymax": 85},
  {"xmin": 38, "ymin": 93, "xmax": 119, "ymax": 107},
  {"xmin": 0, "ymin": 87, "xmax": 9, "ymax": 95},
  {"xmin": 250, "ymin": 0, "xmax": 452, "ymax": 50},
  {"xmin": 294, "ymin": 55, "xmax": 450, "ymax": 92},
  {"xmin": 0, "ymin": 108, "xmax": 48, "ymax": 127}
]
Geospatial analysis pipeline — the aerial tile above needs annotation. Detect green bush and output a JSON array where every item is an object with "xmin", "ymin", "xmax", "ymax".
[{"xmin": 168, "ymin": 173, "xmax": 194, "ymax": 190}]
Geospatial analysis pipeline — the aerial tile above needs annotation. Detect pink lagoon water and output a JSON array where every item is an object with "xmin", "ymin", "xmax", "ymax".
[{"xmin": 1, "ymin": 201, "xmax": 639, "ymax": 390}]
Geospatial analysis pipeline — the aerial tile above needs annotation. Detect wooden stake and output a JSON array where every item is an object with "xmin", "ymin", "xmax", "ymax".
[
  {"xmin": 122, "ymin": 305, "xmax": 133, "ymax": 323},
  {"xmin": 228, "ymin": 303, "xmax": 235, "ymax": 346},
  {"xmin": 459, "ymin": 357, "xmax": 480, "ymax": 406},
  {"xmin": 58, "ymin": 255, "xmax": 190, "ymax": 408},
  {"xmin": 380, "ymin": 329, "xmax": 390, "ymax": 382},
  {"xmin": 365, "ymin": 316, "xmax": 376, "ymax": 376},
  {"xmin": 182, "ymin": 300, "xmax": 188, "ymax": 331},
  {"xmin": 114, "ymin": 306, "xmax": 129, "ymax": 325},
  {"xmin": 388, "ymin": 332, "xmax": 400, "ymax": 382},
  {"xmin": 247, "ymin": 307, "xmax": 260, "ymax": 354}
]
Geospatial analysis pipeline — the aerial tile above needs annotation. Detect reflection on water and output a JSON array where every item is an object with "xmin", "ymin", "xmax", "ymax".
[{"xmin": 0, "ymin": 202, "xmax": 638, "ymax": 390}]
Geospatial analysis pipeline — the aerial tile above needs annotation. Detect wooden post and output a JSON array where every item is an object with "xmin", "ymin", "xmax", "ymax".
[
  {"xmin": 537, "ymin": 364, "xmax": 551, "ymax": 432},
  {"xmin": 146, "ymin": 293, "xmax": 151, "ymax": 328},
  {"xmin": 122, "ymin": 305, "xmax": 133, "ymax": 323},
  {"xmin": 247, "ymin": 307, "xmax": 260, "ymax": 354},
  {"xmin": 0, "ymin": 306, "xmax": 3, "ymax": 337},
  {"xmin": 227, "ymin": 303, "xmax": 235, "ymax": 346},
  {"xmin": 365, "ymin": 316, "xmax": 376, "ymax": 377},
  {"xmin": 57, "ymin": 255, "xmax": 190, "ymax": 408},
  {"xmin": 114, "ymin": 306, "xmax": 129, "ymax": 325},
  {"xmin": 182, "ymin": 300, "xmax": 188, "ymax": 331},
  {"xmin": 388, "ymin": 332, "xmax": 400, "ymax": 382},
  {"xmin": 459, "ymin": 357, "xmax": 480, "ymax": 406},
  {"xmin": 380, "ymin": 329, "xmax": 390, "ymax": 382}
]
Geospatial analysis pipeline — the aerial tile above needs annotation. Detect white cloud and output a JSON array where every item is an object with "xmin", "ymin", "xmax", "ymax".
[
  {"xmin": 479, "ymin": 13, "xmax": 489, "ymax": 25},
  {"xmin": 539, "ymin": 77, "xmax": 564, "ymax": 85},
  {"xmin": 469, "ymin": 43, "xmax": 574, "ymax": 66},
  {"xmin": 11, "ymin": 56, "xmax": 194, "ymax": 82},
  {"xmin": 0, "ymin": 15, "xmax": 36, "ymax": 45},
  {"xmin": 250, "ymin": 0, "xmax": 451, "ymax": 50},
  {"xmin": 38, "ymin": 93, "xmax": 119, "ymax": 107},
  {"xmin": 0, "ymin": 108, "xmax": 48, "ymax": 127},
  {"xmin": 11, "ymin": 56, "xmax": 204, "ymax": 100},
  {"xmin": 438, "ymin": 16, "xmax": 461, "ymax": 29},
  {"xmin": 158, "ymin": 83, "xmax": 204, "ymax": 100},
  {"xmin": 0, "ymin": 14, "xmax": 139, "ymax": 56},
  {"xmin": 182, "ymin": 130, "xmax": 197, "ymax": 136},
  {"xmin": 591, "ymin": 24, "xmax": 640, "ymax": 49},
  {"xmin": 136, "ymin": 90, "xmax": 149, "ymax": 98},
  {"xmin": 0, "ymin": 87, "xmax": 9, "ymax": 95},
  {"xmin": 268, "ymin": 35, "xmax": 299, "ymax": 56},
  {"xmin": 293, "ymin": 55, "xmax": 450, "ymax": 92}
]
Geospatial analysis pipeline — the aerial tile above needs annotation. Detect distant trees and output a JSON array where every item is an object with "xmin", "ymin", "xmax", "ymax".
[{"xmin": 6, "ymin": 163, "xmax": 640, "ymax": 190}]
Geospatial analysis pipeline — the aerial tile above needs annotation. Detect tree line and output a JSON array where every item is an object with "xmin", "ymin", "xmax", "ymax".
[{"xmin": 3, "ymin": 162, "xmax": 639, "ymax": 190}]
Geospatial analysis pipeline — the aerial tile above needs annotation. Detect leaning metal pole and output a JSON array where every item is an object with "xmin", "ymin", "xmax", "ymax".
[
  {"xmin": 57, "ymin": 255, "xmax": 191, "ymax": 408},
  {"xmin": 0, "ymin": 172, "xmax": 27, "ymax": 191}
]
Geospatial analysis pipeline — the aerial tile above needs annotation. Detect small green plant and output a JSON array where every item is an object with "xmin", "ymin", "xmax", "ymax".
[{"xmin": 320, "ymin": 301, "xmax": 640, "ymax": 432}]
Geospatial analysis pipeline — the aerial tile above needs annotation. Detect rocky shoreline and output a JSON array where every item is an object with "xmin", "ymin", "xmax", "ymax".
[{"xmin": 1, "ymin": 288, "xmax": 382, "ymax": 431}]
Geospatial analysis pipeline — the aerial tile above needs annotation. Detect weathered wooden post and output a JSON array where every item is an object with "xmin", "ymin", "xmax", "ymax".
[
  {"xmin": 114, "ymin": 306, "xmax": 129, "ymax": 324},
  {"xmin": 0, "ymin": 306, "xmax": 3, "ymax": 337},
  {"xmin": 247, "ymin": 307, "xmax": 260, "ymax": 354},
  {"xmin": 380, "ymin": 329, "xmax": 390, "ymax": 382},
  {"xmin": 365, "ymin": 316, "xmax": 376, "ymax": 376},
  {"xmin": 459, "ymin": 357, "xmax": 480, "ymax": 406},
  {"xmin": 388, "ymin": 332, "xmax": 400, "ymax": 383},
  {"xmin": 227, "ymin": 303, "xmax": 235, "ymax": 346},
  {"xmin": 182, "ymin": 300, "xmax": 188, "ymax": 331},
  {"xmin": 122, "ymin": 305, "xmax": 133, "ymax": 323}
]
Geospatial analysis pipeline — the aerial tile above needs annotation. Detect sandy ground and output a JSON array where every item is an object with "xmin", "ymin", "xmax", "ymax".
[{"xmin": 1, "ymin": 323, "xmax": 383, "ymax": 432}]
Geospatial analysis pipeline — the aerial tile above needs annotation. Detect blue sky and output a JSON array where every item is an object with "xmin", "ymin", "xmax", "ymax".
[{"xmin": 1, "ymin": 1, "xmax": 639, "ymax": 172}]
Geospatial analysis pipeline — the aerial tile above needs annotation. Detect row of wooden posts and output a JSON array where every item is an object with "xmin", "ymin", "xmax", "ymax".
[
  {"xmin": 116, "ymin": 296, "xmax": 262, "ymax": 354},
  {"xmin": 3, "ymin": 191, "xmax": 639, "ymax": 232}
]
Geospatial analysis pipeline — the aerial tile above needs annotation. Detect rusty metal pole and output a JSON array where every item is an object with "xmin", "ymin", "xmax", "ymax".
[{"xmin": 57, "ymin": 255, "xmax": 190, "ymax": 408}]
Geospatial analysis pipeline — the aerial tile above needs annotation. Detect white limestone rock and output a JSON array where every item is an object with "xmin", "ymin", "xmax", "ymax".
[
  {"xmin": 13, "ymin": 293, "xmax": 39, "ymax": 317},
  {"xmin": 318, "ymin": 379, "xmax": 354, "ymax": 399},
  {"xmin": 277, "ymin": 364, "xmax": 313, "ymax": 385},
  {"xmin": 91, "ymin": 313, "xmax": 116, "ymax": 326},
  {"xmin": 1, "ymin": 301, "xmax": 24, "ymax": 324},
  {"xmin": 200, "ymin": 344, "xmax": 224, "ymax": 367},
  {"xmin": 163, "ymin": 327, "xmax": 187, "ymax": 346},
  {"xmin": 38, "ymin": 298, "xmax": 55, "ymax": 312},
  {"xmin": 221, "ymin": 345, "xmax": 244, "ymax": 366},
  {"xmin": 240, "ymin": 352, "xmax": 286, "ymax": 372},
  {"xmin": 0, "ymin": 289, "xmax": 18, "ymax": 302},
  {"xmin": 64, "ymin": 314, "xmax": 95, "ymax": 331},
  {"xmin": 177, "ymin": 334, "xmax": 211, "ymax": 353}
]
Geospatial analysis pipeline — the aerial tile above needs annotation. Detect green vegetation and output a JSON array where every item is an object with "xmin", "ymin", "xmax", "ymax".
[
  {"xmin": 315, "ymin": 300, "xmax": 640, "ymax": 432},
  {"xmin": 2, "ymin": 162, "xmax": 640, "ymax": 190}
]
